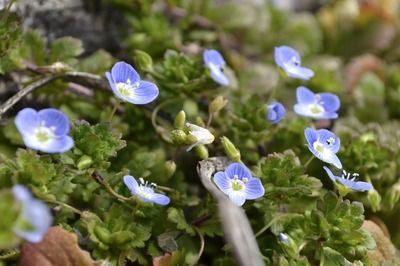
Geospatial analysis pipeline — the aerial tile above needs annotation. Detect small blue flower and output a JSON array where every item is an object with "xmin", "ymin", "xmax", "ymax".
[
  {"xmin": 267, "ymin": 101, "xmax": 286, "ymax": 124},
  {"xmin": 12, "ymin": 185, "xmax": 52, "ymax": 243},
  {"xmin": 106, "ymin": 61, "xmax": 159, "ymax": 104},
  {"xmin": 15, "ymin": 108, "xmax": 74, "ymax": 153},
  {"xmin": 203, "ymin": 49, "xmax": 229, "ymax": 86},
  {"xmin": 294, "ymin": 86, "xmax": 340, "ymax": 119},
  {"xmin": 213, "ymin": 163, "xmax": 265, "ymax": 206},
  {"xmin": 278, "ymin": 233, "xmax": 289, "ymax": 244},
  {"xmin": 323, "ymin": 166, "xmax": 373, "ymax": 192},
  {"xmin": 123, "ymin": 175, "xmax": 170, "ymax": 205},
  {"xmin": 274, "ymin": 46, "xmax": 314, "ymax": 80},
  {"xmin": 305, "ymin": 128, "xmax": 342, "ymax": 169}
]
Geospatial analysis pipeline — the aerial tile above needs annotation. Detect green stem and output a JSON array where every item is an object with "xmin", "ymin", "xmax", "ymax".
[
  {"xmin": 151, "ymin": 98, "xmax": 181, "ymax": 143},
  {"xmin": 190, "ymin": 227, "xmax": 205, "ymax": 266},
  {"xmin": 45, "ymin": 199, "xmax": 82, "ymax": 215},
  {"xmin": 102, "ymin": 181, "xmax": 130, "ymax": 202},
  {"xmin": 108, "ymin": 101, "xmax": 120, "ymax": 122},
  {"xmin": 255, "ymin": 214, "xmax": 284, "ymax": 238},
  {"xmin": 304, "ymin": 155, "xmax": 315, "ymax": 168},
  {"xmin": 206, "ymin": 113, "xmax": 213, "ymax": 128}
]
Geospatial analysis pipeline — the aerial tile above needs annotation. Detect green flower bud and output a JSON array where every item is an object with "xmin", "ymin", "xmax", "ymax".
[
  {"xmin": 171, "ymin": 129, "xmax": 188, "ymax": 144},
  {"xmin": 133, "ymin": 50, "xmax": 154, "ymax": 72},
  {"xmin": 94, "ymin": 225, "xmax": 112, "ymax": 244},
  {"xmin": 367, "ymin": 189, "xmax": 381, "ymax": 212},
  {"xmin": 174, "ymin": 110, "xmax": 186, "ymax": 129},
  {"xmin": 77, "ymin": 155, "xmax": 93, "ymax": 170},
  {"xmin": 278, "ymin": 233, "xmax": 299, "ymax": 259},
  {"xmin": 220, "ymin": 136, "xmax": 241, "ymax": 162},
  {"xmin": 209, "ymin": 96, "xmax": 228, "ymax": 114},
  {"xmin": 194, "ymin": 145, "xmax": 209, "ymax": 160},
  {"xmin": 164, "ymin": 160, "xmax": 177, "ymax": 178},
  {"xmin": 195, "ymin": 116, "xmax": 205, "ymax": 128},
  {"xmin": 384, "ymin": 182, "xmax": 400, "ymax": 210}
]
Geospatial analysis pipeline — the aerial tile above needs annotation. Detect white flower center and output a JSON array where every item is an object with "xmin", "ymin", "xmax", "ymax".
[
  {"xmin": 341, "ymin": 170, "xmax": 359, "ymax": 181},
  {"xmin": 308, "ymin": 103, "xmax": 325, "ymax": 114},
  {"xmin": 313, "ymin": 141, "xmax": 325, "ymax": 153},
  {"xmin": 136, "ymin": 186, "xmax": 155, "ymax": 200},
  {"xmin": 33, "ymin": 123, "xmax": 56, "ymax": 143},
  {"xmin": 230, "ymin": 175, "xmax": 248, "ymax": 191},
  {"xmin": 116, "ymin": 79, "xmax": 139, "ymax": 97}
]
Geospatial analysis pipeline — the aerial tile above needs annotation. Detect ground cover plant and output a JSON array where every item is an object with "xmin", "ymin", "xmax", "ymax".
[{"xmin": 1, "ymin": 0, "xmax": 400, "ymax": 265}]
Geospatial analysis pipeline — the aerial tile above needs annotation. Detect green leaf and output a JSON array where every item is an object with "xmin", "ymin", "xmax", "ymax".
[
  {"xmin": 167, "ymin": 207, "xmax": 195, "ymax": 235},
  {"xmin": 49, "ymin": 37, "xmax": 84, "ymax": 65},
  {"xmin": 0, "ymin": 189, "xmax": 21, "ymax": 249},
  {"xmin": 77, "ymin": 49, "xmax": 113, "ymax": 75},
  {"xmin": 321, "ymin": 247, "xmax": 346, "ymax": 266}
]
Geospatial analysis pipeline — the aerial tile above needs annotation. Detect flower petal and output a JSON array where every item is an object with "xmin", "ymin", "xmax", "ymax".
[
  {"xmin": 111, "ymin": 61, "xmax": 140, "ymax": 83},
  {"xmin": 285, "ymin": 66, "xmax": 314, "ymax": 80},
  {"xmin": 319, "ymin": 93, "xmax": 340, "ymax": 112},
  {"xmin": 123, "ymin": 175, "xmax": 139, "ymax": 194},
  {"xmin": 322, "ymin": 166, "xmax": 338, "ymax": 182},
  {"xmin": 296, "ymin": 86, "xmax": 315, "ymax": 104},
  {"xmin": 322, "ymin": 152, "xmax": 342, "ymax": 169},
  {"xmin": 209, "ymin": 65, "xmax": 229, "ymax": 86},
  {"xmin": 267, "ymin": 102, "xmax": 286, "ymax": 124},
  {"xmin": 12, "ymin": 185, "xmax": 32, "ymax": 202},
  {"xmin": 213, "ymin": 171, "xmax": 231, "ymax": 195},
  {"xmin": 22, "ymin": 135, "xmax": 74, "ymax": 154},
  {"xmin": 337, "ymin": 178, "xmax": 373, "ymax": 191},
  {"xmin": 38, "ymin": 109, "xmax": 70, "ymax": 136},
  {"xmin": 149, "ymin": 193, "xmax": 170, "ymax": 205},
  {"xmin": 122, "ymin": 80, "xmax": 159, "ymax": 105},
  {"xmin": 15, "ymin": 108, "xmax": 38, "ymax": 135},
  {"xmin": 304, "ymin": 128, "xmax": 317, "ymax": 145},
  {"xmin": 244, "ymin": 178, "xmax": 265, "ymax": 200},
  {"xmin": 274, "ymin": 46, "xmax": 300, "ymax": 69},
  {"xmin": 317, "ymin": 129, "xmax": 341, "ymax": 153},
  {"xmin": 225, "ymin": 163, "xmax": 252, "ymax": 180},
  {"xmin": 203, "ymin": 49, "xmax": 225, "ymax": 67},
  {"xmin": 228, "ymin": 190, "xmax": 247, "ymax": 206}
]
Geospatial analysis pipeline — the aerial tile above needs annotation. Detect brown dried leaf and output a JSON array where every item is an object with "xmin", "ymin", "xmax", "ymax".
[
  {"xmin": 19, "ymin": 226, "xmax": 95, "ymax": 266},
  {"xmin": 153, "ymin": 253, "xmax": 172, "ymax": 266}
]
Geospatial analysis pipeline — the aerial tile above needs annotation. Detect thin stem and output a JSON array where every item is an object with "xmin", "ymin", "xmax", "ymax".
[
  {"xmin": 304, "ymin": 155, "xmax": 315, "ymax": 168},
  {"xmin": 206, "ymin": 113, "xmax": 213, "ymax": 128},
  {"xmin": 255, "ymin": 213, "xmax": 287, "ymax": 238},
  {"xmin": 157, "ymin": 185, "xmax": 178, "ymax": 193},
  {"xmin": 108, "ymin": 102, "xmax": 119, "ymax": 122},
  {"xmin": 151, "ymin": 99, "xmax": 181, "ymax": 143},
  {"xmin": 267, "ymin": 69, "xmax": 284, "ymax": 103},
  {"xmin": 45, "ymin": 199, "xmax": 82, "ymax": 215},
  {"xmin": 190, "ymin": 227, "xmax": 205, "ymax": 266},
  {"xmin": 91, "ymin": 172, "xmax": 130, "ymax": 202}
]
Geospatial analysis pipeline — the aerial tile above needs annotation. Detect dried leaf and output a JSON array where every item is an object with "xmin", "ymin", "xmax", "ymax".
[{"xmin": 19, "ymin": 226, "xmax": 95, "ymax": 266}]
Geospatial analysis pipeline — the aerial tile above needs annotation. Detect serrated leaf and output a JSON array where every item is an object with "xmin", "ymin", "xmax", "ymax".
[
  {"xmin": 167, "ymin": 208, "xmax": 195, "ymax": 235},
  {"xmin": 78, "ymin": 50, "xmax": 113, "ymax": 75},
  {"xmin": 321, "ymin": 247, "xmax": 346, "ymax": 266},
  {"xmin": 49, "ymin": 37, "xmax": 84, "ymax": 65},
  {"xmin": 0, "ymin": 190, "xmax": 21, "ymax": 249}
]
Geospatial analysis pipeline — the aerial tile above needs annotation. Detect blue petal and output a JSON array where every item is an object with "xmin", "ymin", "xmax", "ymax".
[
  {"xmin": 337, "ymin": 178, "xmax": 373, "ymax": 191},
  {"xmin": 317, "ymin": 112, "xmax": 339, "ymax": 119},
  {"xmin": 111, "ymin": 61, "xmax": 140, "ymax": 84},
  {"xmin": 128, "ymin": 80, "xmax": 159, "ymax": 104},
  {"xmin": 149, "ymin": 193, "xmax": 170, "ymax": 205},
  {"xmin": 267, "ymin": 102, "xmax": 286, "ymax": 124},
  {"xmin": 123, "ymin": 175, "xmax": 139, "ymax": 194},
  {"xmin": 296, "ymin": 86, "xmax": 315, "ymax": 104},
  {"xmin": 38, "ymin": 108, "xmax": 70, "ymax": 136},
  {"xmin": 322, "ymin": 152, "xmax": 342, "ymax": 169},
  {"xmin": 304, "ymin": 128, "xmax": 317, "ymax": 145},
  {"xmin": 213, "ymin": 171, "xmax": 230, "ymax": 195},
  {"xmin": 285, "ymin": 66, "xmax": 314, "ymax": 80},
  {"xmin": 319, "ymin": 93, "xmax": 340, "ymax": 112},
  {"xmin": 15, "ymin": 108, "xmax": 38, "ymax": 135},
  {"xmin": 317, "ymin": 129, "xmax": 340, "ymax": 153},
  {"xmin": 323, "ymin": 166, "xmax": 338, "ymax": 182},
  {"xmin": 244, "ymin": 178, "xmax": 265, "ymax": 200},
  {"xmin": 22, "ymin": 135, "xmax": 74, "ymax": 154},
  {"xmin": 225, "ymin": 163, "xmax": 252, "ymax": 180},
  {"xmin": 228, "ymin": 191, "xmax": 247, "ymax": 206},
  {"xmin": 203, "ymin": 49, "xmax": 226, "ymax": 67},
  {"xmin": 209, "ymin": 65, "xmax": 230, "ymax": 86},
  {"xmin": 13, "ymin": 185, "xmax": 32, "ymax": 202},
  {"xmin": 274, "ymin": 46, "xmax": 300, "ymax": 69}
]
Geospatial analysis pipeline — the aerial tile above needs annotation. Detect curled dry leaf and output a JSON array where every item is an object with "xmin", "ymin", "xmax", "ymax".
[{"xmin": 19, "ymin": 226, "xmax": 95, "ymax": 266}]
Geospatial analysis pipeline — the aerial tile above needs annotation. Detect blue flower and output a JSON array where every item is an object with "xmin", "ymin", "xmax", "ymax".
[
  {"xmin": 213, "ymin": 163, "xmax": 265, "ymax": 206},
  {"xmin": 323, "ymin": 166, "xmax": 373, "ymax": 192},
  {"xmin": 305, "ymin": 128, "xmax": 342, "ymax": 169},
  {"xmin": 106, "ymin": 61, "xmax": 159, "ymax": 104},
  {"xmin": 294, "ymin": 87, "xmax": 340, "ymax": 119},
  {"xmin": 278, "ymin": 233, "xmax": 289, "ymax": 244},
  {"xmin": 12, "ymin": 185, "xmax": 52, "ymax": 243},
  {"xmin": 15, "ymin": 108, "xmax": 74, "ymax": 153},
  {"xmin": 267, "ymin": 101, "xmax": 286, "ymax": 124},
  {"xmin": 274, "ymin": 46, "xmax": 314, "ymax": 80},
  {"xmin": 123, "ymin": 175, "xmax": 170, "ymax": 205},
  {"xmin": 203, "ymin": 49, "xmax": 229, "ymax": 86}
]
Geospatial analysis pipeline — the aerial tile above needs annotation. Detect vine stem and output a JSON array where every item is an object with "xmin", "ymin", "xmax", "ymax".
[
  {"xmin": 45, "ymin": 199, "xmax": 82, "ymax": 215},
  {"xmin": 190, "ymin": 227, "xmax": 205, "ymax": 266},
  {"xmin": 91, "ymin": 172, "xmax": 130, "ymax": 202}
]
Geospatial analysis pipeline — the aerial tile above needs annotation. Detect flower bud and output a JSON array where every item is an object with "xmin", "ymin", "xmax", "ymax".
[
  {"xmin": 164, "ymin": 160, "xmax": 177, "ymax": 178},
  {"xmin": 220, "ymin": 136, "xmax": 241, "ymax": 162},
  {"xmin": 278, "ymin": 233, "xmax": 299, "ymax": 259},
  {"xmin": 133, "ymin": 50, "xmax": 154, "ymax": 72},
  {"xmin": 367, "ymin": 189, "xmax": 381, "ymax": 212},
  {"xmin": 174, "ymin": 110, "xmax": 186, "ymax": 129},
  {"xmin": 77, "ymin": 155, "xmax": 93, "ymax": 170},
  {"xmin": 94, "ymin": 225, "xmax": 112, "ymax": 244},
  {"xmin": 194, "ymin": 145, "xmax": 209, "ymax": 160},
  {"xmin": 384, "ymin": 182, "xmax": 400, "ymax": 210},
  {"xmin": 171, "ymin": 130, "xmax": 188, "ymax": 144},
  {"xmin": 209, "ymin": 96, "xmax": 228, "ymax": 114}
]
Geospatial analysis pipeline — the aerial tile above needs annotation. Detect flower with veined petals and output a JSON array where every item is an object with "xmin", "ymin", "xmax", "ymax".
[
  {"xmin": 203, "ymin": 49, "xmax": 230, "ymax": 86},
  {"xmin": 15, "ymin": 108, "xmax": 74, "ymax": 153},
  {"xmin": 106, "ymin": 61, "xmax": 159, "ymax": 104},
  {"xmin": 185, "ymin": 123, "xmax": 215, "ymax": 151},
  {"xmin": 12, "ymin": 185, "xmax": 53, "ymax": 243},
  {"xmin": 267, "ymin": 101, "xmax": 286, "ymax": 124},
  {"xmin": 305, "ymin": 128, "xmax": 342, "ymax": 169},
  {"xmin": 123, "ymin": 175, "xmax": 170, "ymax": 205},
  {"xmin": 274, "ymin": 46, "xmax": 314, "ymax": 80},
  {"xmin": 213, "ymin": 163, "xmax": 265, "ymax": 206},
  {"xmin": 294, "ymin": 87, "xmax": 340, "ymax": 119},
  {"xmin": 323, "ymin": 166, "xmax": 373, "ymax": 192}
]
